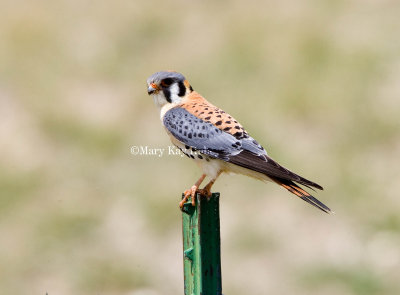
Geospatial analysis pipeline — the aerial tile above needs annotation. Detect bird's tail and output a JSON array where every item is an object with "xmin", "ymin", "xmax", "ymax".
[{"xmin": 270, "ymin": 177, "xmax": 332, "ymax": 214}]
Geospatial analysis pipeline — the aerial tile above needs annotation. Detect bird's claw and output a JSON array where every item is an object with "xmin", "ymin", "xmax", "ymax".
[
  {"xmin": 179, "ymin": 186, "xmax": 212, "ymax": 209},
  {"xmin": 197, "ymin": 188, "xmax": 212, "ymax": 200},
  {"xmin": 180, "ymin": 185, "xmax": 198, "ymax": 209}
]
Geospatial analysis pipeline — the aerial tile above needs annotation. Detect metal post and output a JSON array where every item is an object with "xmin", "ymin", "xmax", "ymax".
[{"xmin": 181, "ymin": 193, "xmax": 222, "ymax": 295}]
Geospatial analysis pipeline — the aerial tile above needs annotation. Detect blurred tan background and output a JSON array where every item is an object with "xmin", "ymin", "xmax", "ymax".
[{"xmin": 1, "ymin": 0, "xmax": 400, "ymax": 294}]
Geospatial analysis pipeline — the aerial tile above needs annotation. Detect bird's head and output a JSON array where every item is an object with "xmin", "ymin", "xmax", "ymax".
[{"xmin": 147, "ymin": 71, "xmax": 193, "ymax": 109}]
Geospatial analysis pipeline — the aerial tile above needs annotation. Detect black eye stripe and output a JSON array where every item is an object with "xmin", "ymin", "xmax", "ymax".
[
  {"xmin": 163, "ymin": 88, "xmax": 172, "ymax": 102},
  {"xmin": 161, "ymin": 78, "xmax": 174, "ymax": 87},
  {"xmin": 178, "ymin": 81, "xmax": 186, "ymax": 97}
]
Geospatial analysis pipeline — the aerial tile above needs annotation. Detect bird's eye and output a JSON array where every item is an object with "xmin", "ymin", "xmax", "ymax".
[{"xmin": 161, "ymin": 78, "xmax": 174, "ymax": 87}]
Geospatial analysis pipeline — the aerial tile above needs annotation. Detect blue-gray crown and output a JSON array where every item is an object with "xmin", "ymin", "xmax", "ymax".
[{"xmin": 147, "ymin": 71, "xmax": 186, "ymax": 85}]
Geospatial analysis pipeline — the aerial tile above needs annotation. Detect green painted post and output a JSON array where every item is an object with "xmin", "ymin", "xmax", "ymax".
[{"xmin": 181, "ymin": 193, "xmax": 222, "ymax": 295}]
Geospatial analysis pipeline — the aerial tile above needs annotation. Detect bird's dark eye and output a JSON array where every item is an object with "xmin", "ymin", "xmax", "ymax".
[{"xmin": 161, "ymin": 78, "xmax": 174, "ymax": 87}]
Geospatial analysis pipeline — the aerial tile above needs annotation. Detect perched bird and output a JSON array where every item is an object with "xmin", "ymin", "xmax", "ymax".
[{"xmin": 147, "ymin": 71, "xmax": 331, "ymax": 213}]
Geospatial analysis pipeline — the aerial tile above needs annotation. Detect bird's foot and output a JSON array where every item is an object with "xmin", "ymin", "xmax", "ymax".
[
  {"xmin": 179, "ymin": 174, "xmax": 208, "ymax": 210},
  {"xmin": 179, "ymin": 187, "xmax": 213, "ymax": 209},
  {"xmin": 198, "ymin": 180, "xmax": 214, "ymax": 201},
  {"xmin": 180, "ymin": 185, "xmax": 199, "ymax": 209},
  {"xmin": 197, "ymin": 188, "xmax": 212, "ymax": 200}
]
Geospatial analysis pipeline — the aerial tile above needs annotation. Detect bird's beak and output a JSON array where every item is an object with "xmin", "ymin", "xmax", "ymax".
[{"xmin": 147, "ymin": 83, "xmax": 158, "ymax": 95}]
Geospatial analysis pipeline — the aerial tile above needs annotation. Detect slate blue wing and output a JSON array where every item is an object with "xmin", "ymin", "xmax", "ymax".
[
  {"xmin": 163, "ymin": 107, "xmax": 243, "ymax": 160},
  {"xmin": 163, "ymin": 106, "xmax": 323, "ymax": 191}
]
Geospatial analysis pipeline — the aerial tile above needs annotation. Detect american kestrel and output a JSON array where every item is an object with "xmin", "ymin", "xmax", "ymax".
[{"xmin": 147, "ymin": 71, "xmax": 331, "ymax": 213}]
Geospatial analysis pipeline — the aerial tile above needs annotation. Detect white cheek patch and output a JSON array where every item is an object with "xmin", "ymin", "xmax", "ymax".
[
  {"xmin": 153, "ymin": 92, "xmax": 167, "ymax": 109},
  {"xmin": 169, "ymin": 83, "xmax": 182, "ymax": 104},
  {"xmin": 151, "ymin": 82, "xmax": 185, "ymax": 111}
]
